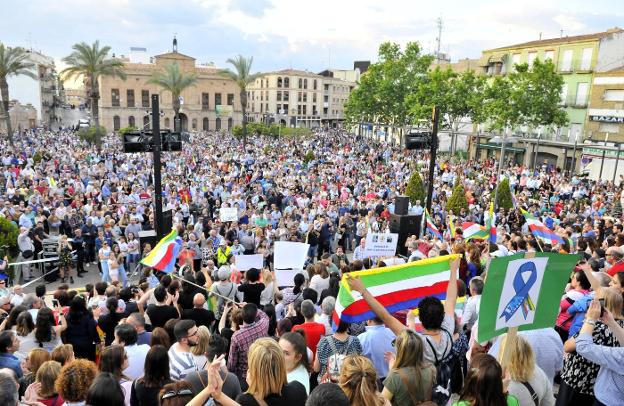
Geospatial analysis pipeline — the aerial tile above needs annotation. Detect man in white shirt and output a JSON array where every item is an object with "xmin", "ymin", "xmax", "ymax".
[
  {"xmin": 168, "ymin": 320, "xmax": 200, "ymax": 380},
  {"xmin": 353, "ymin": 238, "xmax": 366, "ymax": 261},
  {"xmin": 114, "ymin": 323, "xmax": 150, "ymax": 380},
  {"xmin": 461, "ymin": 278, "xmax": 483, "ymax": 331}
]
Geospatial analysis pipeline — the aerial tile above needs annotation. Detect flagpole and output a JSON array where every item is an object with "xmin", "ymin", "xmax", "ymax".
[{"xmin": 170, "ymin": 273, "xmax": 237, "ymax": 304}]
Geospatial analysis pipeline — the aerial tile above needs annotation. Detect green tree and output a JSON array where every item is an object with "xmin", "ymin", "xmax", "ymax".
[
  {"xmin": 405, "ymin": 172, "xmax": 426, "ymax": 205},
  {"xmin": 219, "ymin": 55, "xmax": 261, "ymax": 147},
  {"xmin": 345, "ymin": 42, "xmax": 433, "ymax": 131},
  {"xmin": 147, "ymin": 62, "xmax": 198, "ymax": 133},
  {"xmin": 118, "ymin": 126, "xmax": 137, "ymax": 136},
  {"xmin": 0, "ymin": 44, "xmax": 36, "ymax": 146},
  {"xmin": 61, "ymin": 41, "xmax": 126, "ymax": 150},
  {"xmin": 495, "ymin": 177, "xmax": 513, "ymax": 210},
  {"xmin": 77, "ymin": 125, "xmax": 107, "ymax": 145},
  {"xmin": 409, "ymin": 68, "xmax": 487, "ymax": 153},
  {"xmin": 446, "ymin": 180, "xmax": 469, "ymax": 213}
]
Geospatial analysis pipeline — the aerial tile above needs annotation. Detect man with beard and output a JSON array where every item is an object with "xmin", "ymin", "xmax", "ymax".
[{"xmin": 168, "ymin": 319, "xmax": 200, "ymax": 380}]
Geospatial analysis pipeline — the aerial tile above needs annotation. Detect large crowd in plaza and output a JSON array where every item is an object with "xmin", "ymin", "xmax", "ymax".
[{"xmin": 0, "ymin": 126, "xmax": 622, "ymax": 406}]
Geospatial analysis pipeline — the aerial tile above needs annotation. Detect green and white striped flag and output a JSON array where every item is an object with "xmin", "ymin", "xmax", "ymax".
[{"xmin": 477, "ymin": 252, "xmax": 579, "ymax": 343}]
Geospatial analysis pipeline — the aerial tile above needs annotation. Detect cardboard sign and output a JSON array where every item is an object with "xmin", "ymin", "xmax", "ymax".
[
  {"xmin": 219, "ymin": 207, "xmax": 238, "ymax": 222},
  {"xmin": 234, "ymin": 254, "xmax": 264, "ymax": 271},
  {"xmin": 363, "ymin": 233, "xmax": 399, "ymax": 258}
]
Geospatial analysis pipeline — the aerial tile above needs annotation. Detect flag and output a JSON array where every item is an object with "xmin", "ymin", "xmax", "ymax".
[
  {"xmin": 462, "ymin": 222, "xmax": 488, "ymax": 241},
  {"xmin": 447, "ymin": 215, "xmax": 457, "ymax": 239},
  {"xmin": 140, "ymin": 228, "xmax": 183, "ymax": 274},
  {"xmin": 332, "ymin": 254, "xmax": 460, "ymax": 326},
  {"xmin": 425, "ymin": 209, "xmax": 443, "ymax": 240},
  {"xmin": 477, "ymin": 252, "xmax": 579, "ymax": 342},
  {"xmin": 521, "ymin": 209, "xmax": 564, "ymax": 246},
  {"xmin": 510, "ymin": 184, "xmax": 518, "ymax": 209},
  {"xmin": 485, "ymin": 202, "xmax": 496, "ymax": 243}
]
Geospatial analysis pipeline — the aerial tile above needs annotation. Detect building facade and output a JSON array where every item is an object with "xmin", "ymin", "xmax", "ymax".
[
  {"xmin": 586, "ymin": 70, "xmax": 624, "ymax": 142},
  {"xmin": 98, "ymin": 47, "xmax": 242, "ymax": 133},
  {"xmin": 480, "ymin": 27, "xmax": 624, "ymax": 142},
  {"xmin": 246, "ymin": 69, "xmax": 356, "ymax": 128}
]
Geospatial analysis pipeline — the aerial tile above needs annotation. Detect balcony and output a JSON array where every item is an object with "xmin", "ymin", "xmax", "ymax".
[{"xmin": 560, "ymin": 95, "xmax": 588, "ymax": 109}]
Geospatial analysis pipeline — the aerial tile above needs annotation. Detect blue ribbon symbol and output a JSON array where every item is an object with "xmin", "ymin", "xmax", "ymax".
[{"xmin": 499, "ymin": 261, "xmax": 537, "ymax": 322}]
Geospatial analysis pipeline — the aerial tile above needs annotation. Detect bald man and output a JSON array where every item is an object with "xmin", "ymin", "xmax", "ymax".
[{"xmin": 181, "ymin": 293, "xmax": 215, "ymax": 329}]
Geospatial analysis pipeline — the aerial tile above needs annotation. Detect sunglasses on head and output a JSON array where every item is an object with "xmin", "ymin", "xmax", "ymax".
[{"xmin": 161, "ymin": 389, "xmax": 193, "ymax": 400}]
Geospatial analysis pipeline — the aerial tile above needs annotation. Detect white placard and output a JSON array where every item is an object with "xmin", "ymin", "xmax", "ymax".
[
  {"xmin": 234, "ymin": 254, "xmax": 264, "ymax": 271},
  {"xmin": 275, "ymin": 269, "xmax": 303, "ymax": 287},
  {"xmin": 274, "ymin": 241, "xmax": 309, "ymax": 270},
  {"xmin": 219, "ymin": 207, "xmax": 238, "ymax": 222},
  {"xmin": 363, "ymin": 232, "xmax": 399, "ymax": 258}
]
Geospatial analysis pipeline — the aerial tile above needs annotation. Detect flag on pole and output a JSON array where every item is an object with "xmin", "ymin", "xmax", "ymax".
[
  {"xmin": 425, "ymin": 209, "xmax": 443, "ymax": 240},
  {"xmin": 333, "ymin": 254, "xmax": 460, "ymax": 326},
  {"xmin": 477, "ymin": 252, "xmax": 579, "ymax": 342},
  {"xmin": 140, "ymin": 228, "xmax": 183, "ymax": 274},
  {"xmin": 462, "ymin": 222, "xmax": 488, "ymax": 241},
  {"xmin": 485, "ymin": 202, "xmax": 496, "ymax": 243},
  {"xmin": 521, "ymin": 209, "xmax": 565, "ymax": 245}
]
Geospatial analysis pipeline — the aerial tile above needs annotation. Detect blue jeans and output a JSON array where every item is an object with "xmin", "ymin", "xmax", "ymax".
[
  {"xmin": 100, "ymin": 261, "xmax": 110, "ymax": 283},
  {"xmin": 308, "ymin": 245, "xmax": 318, "ymax": 261}
]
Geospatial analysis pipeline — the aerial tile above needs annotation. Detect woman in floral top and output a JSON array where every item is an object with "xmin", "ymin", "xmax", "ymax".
[{"xmin": 556, "ymin": 287, "xmax": 624, "ymax": 406}]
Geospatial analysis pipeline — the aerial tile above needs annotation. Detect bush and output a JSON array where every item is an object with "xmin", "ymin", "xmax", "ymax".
[
  {"xmin": 446, "ymin": 179, "xmax": 469, "ymax": 214},
  {"xmin": 118, "ymin": 126, "xmax": 137, "ymax": 136},
  {"xmin": 495, "ymin": 178, "xmax": 513, "ymax": 210},
  {"xmin": 303, "ymin": 151, "xmax": 315, "ymax": 164},
  {"xmin": 32, "ymin": 151, "xmax": 42, "ymax": 164},
  {"xmin": 405, "ymin": 172, "xmax": 426, "ymax": 205},
  {"xmin": 0, "ymin": 217, "xmax": 19, "ymax": 259},
  {"xmin": 77, "ymin": 125, "xmax": 107, "ymax": 145},
  {"xmin": 232, "ymin": 125, "xmax": 243, "ymax": 139}
]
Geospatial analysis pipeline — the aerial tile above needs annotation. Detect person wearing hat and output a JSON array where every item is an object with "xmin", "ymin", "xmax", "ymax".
[
  {"xmin": 210, "ymin": 266, "xmax": 237, "ymax": 319},
  {"xmin": 216, "ymin": 240, "xmax": 232, "ymax": 268}
]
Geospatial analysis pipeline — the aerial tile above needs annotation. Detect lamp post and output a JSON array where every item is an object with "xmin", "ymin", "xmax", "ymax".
[
  {"xmin": 599, "ymin": 133, "xmax": 609, "ymax": 180},
  {"xmin": 613, "ymin": 142, "xmax": 621, "ymax": 184},
  {"xmin": 152, "ymin": 94, "xmax": 165, "ymax": 239}
]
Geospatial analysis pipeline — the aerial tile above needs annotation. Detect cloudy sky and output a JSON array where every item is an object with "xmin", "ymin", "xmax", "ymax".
[{"xmin": 1, "ymin": 0, "xmax": 622, "ymax": 76}]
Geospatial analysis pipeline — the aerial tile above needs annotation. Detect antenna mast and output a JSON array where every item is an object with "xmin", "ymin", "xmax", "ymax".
[{"xmin": 436, "ymin": 17, "xmax": 443, "ymax": 63}]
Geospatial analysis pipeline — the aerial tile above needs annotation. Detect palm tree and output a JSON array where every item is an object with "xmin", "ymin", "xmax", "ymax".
[
  {"xmin": 219, "ymin": 55, "xmax": 261, "ymax": 147},
  {"xmin": 147, "ymin": 62, "xmax": 198, "ymax": 131},
  {"xmin": 61, "ymin": 41, "xmax": 126, "ymax": 150},
  {"xmin": 0, "ymin": 44, "xmax": 36, "ymax": 145}
]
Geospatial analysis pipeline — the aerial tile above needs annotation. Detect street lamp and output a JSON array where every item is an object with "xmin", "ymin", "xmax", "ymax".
[{"xmin": 491, "ymin": 129, "xmax": 520, "ymax": 208}]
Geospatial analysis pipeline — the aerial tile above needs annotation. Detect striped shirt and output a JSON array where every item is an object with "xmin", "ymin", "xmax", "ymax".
[{"xmin": 168, "ymin": 345, "xmax": 198, "ymax": 381}]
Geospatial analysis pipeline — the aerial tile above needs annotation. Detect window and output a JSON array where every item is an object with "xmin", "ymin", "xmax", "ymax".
[
  {"xmin": 191, "ymin": 118, "xmax": 197, "ymax": 130},
  {"xmin": 283, "ymin": 91, "xmax": 289, "ymax": 102},
  {"xmin": 304, "ymin": 79, "xmax": 308, "ymax": 89},
  {"xmin": 128, "ymin": 116, "xmax": 135, "ymax": 127},
  {"xmin": 580, "ymin": 48, "xmax": 593, "ymax": 71},
  {"xmin": 313, "ymin": 93, "xmax": 317, "ymax": 103},
  {"xmin": 282, "ymin": 104, "xmax": 288, "ymax": 114},
  {"xmin": 324, "ymin": 84, "xmax": 329, "ymax": 91},
  {"xmin": 303, "ymin": 105, "xmax": 307, "ymax": 115},
  {"xmin": 604, "ymin": 90, "xmax": 624, "ymax": 102},
  {"xmin": 228, "ymin": 118, "xmax": 233, "ymax": 130},
  {"xmin": 265, "ymin": 103, "xmax": 268, "ymax": 112},
  {"xmin": 276, "ymin": 104, "xmax": 282, "ymax": 113},
  {"xmin": 113, "ymin": 115, "xmax": 120, "ymax": 131},
  {"xmin": 215, "ymin": 93, "xmax": 222, "ymax": 106},
  {"xmin": 560, "ymin": 49, "xmax": 573, "ymax": 72},
  {"xmin": 575, "ymin": 82, "xmax": 588, "ymax": 106},
  {"xmin": 527, "ymin": 52, "xmax": 537, "ymax": 68},
  {"xmin": 313, "ymin": 106, "xmax": 317, "ymax": 115},
  {"xmin": 143, "ymin": 115, "xmax": 149, "ymax": 128},
  {"xmin": 203, "ymin": 117, "xmax": 209, "ymax": 131},
  {"xmin": 599, "ymin": 123, "xmax": 620, "ymax": 133},
  {"xmin": 202, "ymin": 93, "xmax": 209, "ymax": 110},
  {"xmin": 284, "ymin": 77, "xmax": 290, "ymax": 88},
  {"xmin": 126, "ymin": 89, "xmax": 135, "ymax": 108},
  {"xmin": 298, "ymin": 78, "xmax": 302, "ymax": 88},
  {"xmin": 544, "ymin": 50, "xmax": 554, "ymax": 61},
  {"xmin": 560, "ymin": 83, "xmax": 568, "ymax": 104},
  {"xmin": 164, "ymin": 117, "xmax": 170, "ymax": 128},
  {"xmin": 216, "ymin": 117, "xmax": 221, "ymax": 130},
  {"xmin": 277, "ymin": 91, "xmax": 282, "ymax": 101},
  {"xmin": 141, "ymin": 90, "xmax": 149, "ymax": 108},
  {"xmin": 298, "ymin": 92, "xmax": 302, "ymax": 102},
  {"xmin": 313, "ymin": 80, "xmax": 317, "ymax": 90},
  {"xmin": 227, "ymin": 93, "xmax": 234, "ymax": 106},
  {"xmin": 297, "ymin": 105, "xmax": 302, "ymax": 115},
  {"xmin": 260, "ymin": 103, "xmax": 263, "ymax": 113},
  {"xmin": 277, "ymin": 77, "xmax": 283, "ymax": 88},
  {"xmin": 111, "ymin": 89, "xmax": 120, "ymax": 107},
  {"xmin": 303, "ymin": 93, "xmax": 307, "ymax": 102},
  {"xmin": 324, "ymin": 95, "xmax": 329, "ymax": 102}
]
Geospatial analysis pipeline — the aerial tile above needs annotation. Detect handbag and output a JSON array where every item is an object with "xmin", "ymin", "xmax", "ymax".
[{"xmin": 21, "ymin": 249, "xmax": 34, "ymax": 259}]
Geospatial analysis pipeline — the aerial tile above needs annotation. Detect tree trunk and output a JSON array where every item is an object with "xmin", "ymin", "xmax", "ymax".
[
  {"xmin": 240, "ymin": 88, "xmax": 247, "ymax": 147},
  {"xmin": 173, "ymin": 94, "xmax": 180, "ymax": 132},
  {"xmin": 90, "ymin": 75, "xmax": 102, "ymax": 152},
  {"xmin": 0, "ymin": 77, "xmax": 14, "ymax": 146}
]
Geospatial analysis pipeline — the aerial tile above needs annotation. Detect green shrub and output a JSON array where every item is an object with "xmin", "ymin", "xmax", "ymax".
[
  {"xmin": 119, "ymin": 126, "xmax": 137, "ymax": 136},
  {"xmin": 446, "ymin": 179, "xmax": 469, "ymax": 214},
  {"xmin": 303, "ymin": 150, "xmax": 315, "ymax": 164},
  {"xmin": 77, "ymin": 125, "xmax": 107, "ymax": 145},
  {"xmin": 495, "ymin": 177, "xmax": 513, "ymax": 210},
  {"xmin": 405, "ymin": 172, "xmax": 426, "ymax": 205},
  {"xmin": 0, "ymin": 217, "xmax": 19, "ymax": 259}
]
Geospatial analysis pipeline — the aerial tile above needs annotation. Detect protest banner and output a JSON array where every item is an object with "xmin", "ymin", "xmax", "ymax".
[
  {"xmin": 363, "ymin": 232, "xmax": 398, "ymax": 258},
  {"xmin": 219, "ymin": 207, "xmax": 238, "ymax": 222},
  {"xmin": 274, "ymin": 241, "xmax": 309, "ymax": 286},
  {"xmin": 234, "ymin": 254, "xmax": 264, "ymax": 271}
]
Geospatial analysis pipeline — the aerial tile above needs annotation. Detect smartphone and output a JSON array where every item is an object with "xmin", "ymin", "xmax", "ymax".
[
  {"xmin": 599, "ymin": 298, "xmax": 605, "ymax": 317},
  {"xmin": 51, "ymin": 299, "xmax": 60, "ymax": 308}
]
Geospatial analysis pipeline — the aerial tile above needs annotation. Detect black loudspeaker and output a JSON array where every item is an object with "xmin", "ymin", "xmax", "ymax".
[
  {"xmin": 395, "ymin": 196, "xmax": 409, "ymax": 215},
  {"xmin": 390, "ymin": 213, "xmax": 421, "ymax": 256},
  {"xmin": 163, "ymin": 210, "xmax": 173, "ymax": 233}
]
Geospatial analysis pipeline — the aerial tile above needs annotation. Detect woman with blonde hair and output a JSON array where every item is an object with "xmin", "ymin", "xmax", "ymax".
[
  {"xmin": 51, "ymin": 343, "xmax": 75, "ymax": 366},
  {"xmin": 22, "ymin": 360, "xmax": 63, "ymax": 405},
  {"xmin": 234, "ymin": 337, "xmax": 307, "ymax": 405},
  {"xmin": 498, "ymin": 334, "xmax": 555, "ymax": 406},
  {"xmin": 260, "ymin": 269, "xmax": 277, "ymax": 307},
  {"xmin": 382, "ymin": 329, "xmax": 436, "ymax": 405},
  {"xmin": 339, "ymin": 355, "xmax": 390, "ymax": 406},
  {"xmin": 58, "ymin": 234, "xmax": 74, "ymax": 283},
  {"xmin": 190, "ymin": 325, "xmax": 211, "ymax": 369},
  {"xmin": 18, "ymin": 348, "xmax": 50, "ymax": 398}
]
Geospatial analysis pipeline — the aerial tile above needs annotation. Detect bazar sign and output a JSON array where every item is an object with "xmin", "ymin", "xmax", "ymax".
[{"xmin": 589, "ymin": 115, "xmax": 624, "ymax": 123}]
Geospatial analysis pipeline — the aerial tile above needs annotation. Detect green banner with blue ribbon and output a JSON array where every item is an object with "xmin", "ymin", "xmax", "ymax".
[{"xmin": 477, "ymin": 252, "xmax": 579, "ymax": 343}]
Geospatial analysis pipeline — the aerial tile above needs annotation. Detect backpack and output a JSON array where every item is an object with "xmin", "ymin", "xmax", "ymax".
[
  {"xmin": 425, "ymin": 330, "xmax": 456, "ymax": 406},
  {"xmin": 326, "ymin": 335, "xmax": 351, "ymax": 381}
]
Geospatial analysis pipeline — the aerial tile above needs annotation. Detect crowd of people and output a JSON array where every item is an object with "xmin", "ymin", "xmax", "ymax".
[{"xmin": 0, "ymin": 127, "xmax": 622, "ymax": 405}]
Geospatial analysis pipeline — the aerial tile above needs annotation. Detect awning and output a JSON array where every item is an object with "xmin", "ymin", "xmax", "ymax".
[{"xmin": 478, "ymin": 143, "xmax": 525, "ymax": 153}]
